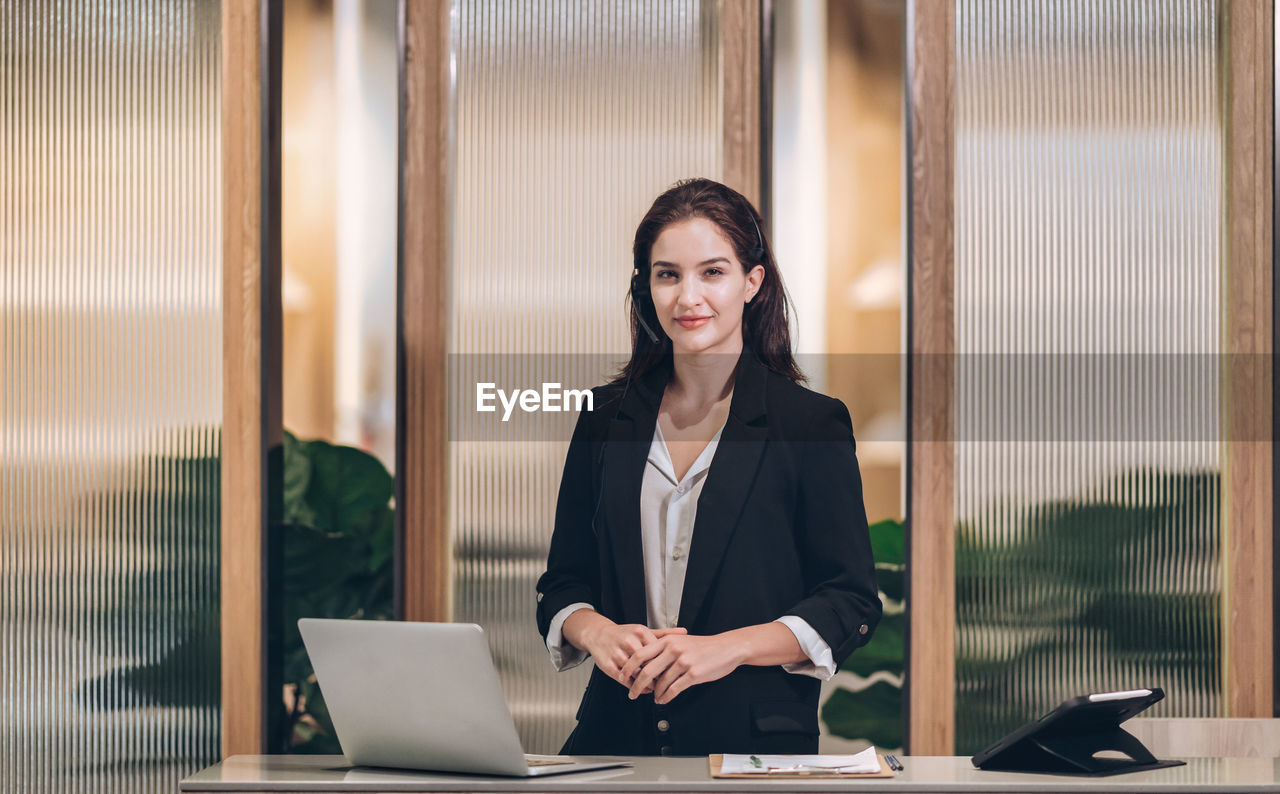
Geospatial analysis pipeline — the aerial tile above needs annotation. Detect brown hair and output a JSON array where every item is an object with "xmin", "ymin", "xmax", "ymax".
[{"xmin": 614, "ymin": 177, "xmax": 805, "ymax": 385}]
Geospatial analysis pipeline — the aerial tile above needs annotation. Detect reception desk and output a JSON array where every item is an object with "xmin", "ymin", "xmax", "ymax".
[{"xmin": 183, "ymin": 755, "xmax": 1280, "ymax": 793}]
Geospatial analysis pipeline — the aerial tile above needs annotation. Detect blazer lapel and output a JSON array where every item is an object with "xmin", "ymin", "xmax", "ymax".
[
  {"xmin": 677, "ymin": 348, "xmax": 769, "ymax": 630},
  {"xmin": 601, "ymin": 358, "xmax": 667, "ymax": 626}
]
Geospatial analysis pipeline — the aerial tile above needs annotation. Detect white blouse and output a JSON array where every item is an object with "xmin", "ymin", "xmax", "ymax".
[{"xmin": 545, "ymin": 418, "xmax": 837, "ymax": 680}]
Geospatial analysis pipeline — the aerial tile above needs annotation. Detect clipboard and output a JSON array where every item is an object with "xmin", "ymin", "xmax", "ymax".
[{"xmin": 709, "ymin": 754, "xmax": 897, "ymax": 779}]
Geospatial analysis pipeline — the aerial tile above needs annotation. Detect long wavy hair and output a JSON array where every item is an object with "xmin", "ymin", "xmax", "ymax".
[{"xmin": 613, "ymin": 177, "xmax": 805, "ymax": 385}]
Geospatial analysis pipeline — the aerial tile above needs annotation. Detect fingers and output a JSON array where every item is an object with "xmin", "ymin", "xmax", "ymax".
[
  {"xmin": 629, "ymin": 647, "xmax": 680, "ymax": 700},
  {"xmin": 614, "ymin": 625, "xmax": 654, "ymax": 662},
  {"xmin": 654, "ymin": 671, "xmax": 693, "ymax": 705},
  {"xmin": 598, "ymin": 624, "xmax": 660, "ymax": 687},
  {"xmin": 606, "ymin": 627, "xmax": 693, "ymax": 692},
  {"xmin": 618, "ymin": 639, "xmax": 666, "ymax": 685},
  {"xmin": 607, "ymin": 650, "xmax": 630, "ymax": 677},
  {"xmin": 620, "ymin": 624, "xmax": 655, "ymax": 655},
  {"xmin": 650, "ymin": 660, "xmax": 680, "ymax": 701}
]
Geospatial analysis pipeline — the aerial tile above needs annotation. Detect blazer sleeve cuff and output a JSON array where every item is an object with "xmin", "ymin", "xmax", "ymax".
[
  {"xmin": 547, "ymin": 602, "xmax": 595, "ymax": 671},
  {"xmin": 786, "ymin": 597, "xmax": 880, "ymax": 667},
  {"xmin": 774, "ymin": 616, "xmax": 838, "ymax": 681},
  {"xmin": 536, "ymin": 583, "xmax": 598, "ymax": 638}
]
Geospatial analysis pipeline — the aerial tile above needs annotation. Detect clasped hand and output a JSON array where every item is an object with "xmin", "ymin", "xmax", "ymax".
[{"xmin": 576, "ymin": 618, "xmax": 741, "ymax": 705}]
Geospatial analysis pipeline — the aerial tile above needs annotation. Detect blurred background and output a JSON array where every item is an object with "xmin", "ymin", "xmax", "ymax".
[{"xmin": 1, "ymin": 0, "xmax": 1254, "ymax": 791}]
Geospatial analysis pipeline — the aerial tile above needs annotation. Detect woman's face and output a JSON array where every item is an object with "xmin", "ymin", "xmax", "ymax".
[{"xmin": 648, "ymin": 217, "xmax": 764, "ymax": 357}]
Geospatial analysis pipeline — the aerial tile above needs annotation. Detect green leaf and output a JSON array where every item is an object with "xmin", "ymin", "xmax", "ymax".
[
  {"xmin": 367, "ymin": 508, "xmax": 395, "ymax": 574},
  {"xmin": 876, "ymin": 567, "xmax": 904, "ymax": 603},
  {"xmin": 283, "ymin": 524, "xmax": 369, "ymax": 591},
  {"xmin": 283, "ymin": 431, "xmax": 315, "ymax": 527},
  {"xmin": 868, "ymin": 519, "xmax": 904, "ymax": 566},
  {"xmin": 821, "ymin": 682, "xmax": 902, "ymax": 749},
  {"xmin": 301, "ymin": 441, "xmax": 394, "ymax": 535},
  {"xmin": 1082, "ymin": 592, "xmax": 1220, "ymax": 656}
]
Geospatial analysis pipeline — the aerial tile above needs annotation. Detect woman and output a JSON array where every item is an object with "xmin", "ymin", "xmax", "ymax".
[{"xmin": 535, "ymin": 178, "xmax": 881, "ymax": 756}]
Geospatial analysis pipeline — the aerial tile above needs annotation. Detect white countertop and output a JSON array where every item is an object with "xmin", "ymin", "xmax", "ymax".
[{"xmin": 181, "ymin": 755, "xmax": 1280, "ymax": 792}]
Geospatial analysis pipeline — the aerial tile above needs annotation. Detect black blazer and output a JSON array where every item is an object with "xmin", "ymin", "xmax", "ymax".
[{"xmin": 535, "ymin": 346, "xmax": 882, "ymax": 755}]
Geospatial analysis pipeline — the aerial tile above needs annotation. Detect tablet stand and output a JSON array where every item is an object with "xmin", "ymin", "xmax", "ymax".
[{"xmin": 977, "ymin": 724, "xmax": 1184, "ymax": 777}]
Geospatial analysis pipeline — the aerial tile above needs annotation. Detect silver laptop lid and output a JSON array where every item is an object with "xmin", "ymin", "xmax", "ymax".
[{"xmin": 298, "ymin": 619, "xmax": 529, "ymax": 775}]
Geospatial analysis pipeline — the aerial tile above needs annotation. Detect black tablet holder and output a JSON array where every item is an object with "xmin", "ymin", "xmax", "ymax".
[{"xmin": 972, "ymin": 689, "xmax": 1187, "ymax": 777}]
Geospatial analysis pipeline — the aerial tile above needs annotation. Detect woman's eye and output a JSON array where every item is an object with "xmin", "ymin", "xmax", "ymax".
[
  {"xmin": 704, "ymin": 268, "xmax": 724, "ymax": 277},
  {"xmin": 656, "ymin": 271, "xmax": 676, "ymax": 279}
]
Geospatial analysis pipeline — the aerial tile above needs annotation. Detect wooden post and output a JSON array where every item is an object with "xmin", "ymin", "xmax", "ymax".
[
  {"xmin": 399, "ymin": 0, "xmax": 453, "ymax": 623},
  {"xmin": 906, "ymin": 0, "xmax": 955, "ymax": 756},
  {"xmin": 221, "ymin": 0, "xmax": 283, "ymax": 757},
  {"xmin": 721, "ymin": 0, "xmax": 763, "ymax": 206},
  {"xmin": 1223, "ymin": 0, "xmax": 1274, "ymax": 719}
]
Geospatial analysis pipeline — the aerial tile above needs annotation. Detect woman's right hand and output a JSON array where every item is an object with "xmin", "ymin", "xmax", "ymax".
[{"xmin": 562, "ymin": 610, "xmax": 687, "ymax": 688}]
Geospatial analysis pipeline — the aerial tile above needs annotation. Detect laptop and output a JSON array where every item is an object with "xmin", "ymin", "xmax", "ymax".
[{"xmin": 297, "ymin": 618, "xmax": 630, "ymax": 777}]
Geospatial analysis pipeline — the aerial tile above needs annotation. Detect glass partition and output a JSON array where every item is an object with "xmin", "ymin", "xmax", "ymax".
[
  {"xmin": 952, "ymin": 0, "xmax": 1224, "ymax": 752},
  {"xmin": 1, "ymin": 1, "xmax": 223, "ymax": 789}
]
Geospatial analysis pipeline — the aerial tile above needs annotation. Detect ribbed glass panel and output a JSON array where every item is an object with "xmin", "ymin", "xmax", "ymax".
[
  {"xmin": 953, "ymin": 0, "xmax": 1222, "ymax": 752},
  {"xmin": 1, "ymin": 1, "xmax": 222, "ymax": 790},
  {"xmin": 451, "ymin": 0, "xmax": 721, "ymax": 753}
]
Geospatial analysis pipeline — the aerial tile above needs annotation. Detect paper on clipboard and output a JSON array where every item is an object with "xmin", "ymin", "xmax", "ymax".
[{"xmin": 719, "ymin": 747, "xmax": 882, "ymax": 774}]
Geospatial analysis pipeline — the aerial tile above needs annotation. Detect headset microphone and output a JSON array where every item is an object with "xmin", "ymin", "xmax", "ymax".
[
  {"xmin": 635, "ymin": 313, "xmax": 661, "ymax": 344},
  {"xmin": 630, "ymin": 270, "xmax": 662, "ymax": 344}
]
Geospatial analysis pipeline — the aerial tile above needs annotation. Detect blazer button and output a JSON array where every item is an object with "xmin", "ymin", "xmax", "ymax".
[
  {"xmin": 660, "ymin": 746, "xmax": 674, "ymax": 756},
  {"xmin": 657, "ymin": 719, "xmax": 670, "ymax": 733},
  {"xmin": 859, "ymin": 624, "xmax": 869, "ymax": 635}
]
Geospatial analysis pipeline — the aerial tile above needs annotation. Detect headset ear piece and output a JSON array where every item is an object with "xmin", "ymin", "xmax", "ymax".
[
  {"xmin": 743, "ymin": 200, "xmax": 765, "ymax": 264},
  {"xmin": 628, "ymin": 271, "xmax": 660, "ymax": 343}
]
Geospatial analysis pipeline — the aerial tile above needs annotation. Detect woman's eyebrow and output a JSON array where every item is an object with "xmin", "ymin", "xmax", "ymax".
[{"xmin": 652, "ymin": 256, "xmax": 732, "ymax": 268}]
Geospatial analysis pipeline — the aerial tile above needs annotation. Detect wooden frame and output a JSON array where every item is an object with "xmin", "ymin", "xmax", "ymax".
[
  {"xmin": 399, "ymin": 0, "xmax": 453, "ymax": 623},
  {"xmin": 905, "ymin": 0, "xmax": 955, "ymax": 756},
  {"xmin": 1223, "ymin": 0, "xmax": 1274, "ymax": 719},
  {"xmin": 221, "ymin": 0, "xmax": 262, "ymax": 757},
  {"xmin": 221, "ymin": 0, "xmax": 282, "ymax": 757},
  {"xmin": 721, "ymin": 0, "xmax": 763, "ymax": 206}
]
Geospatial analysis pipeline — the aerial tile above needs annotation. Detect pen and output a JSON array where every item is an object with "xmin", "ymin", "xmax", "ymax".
[{"xmin": 886, "ymin": 754, "xmax": 904, "ymax": 772}]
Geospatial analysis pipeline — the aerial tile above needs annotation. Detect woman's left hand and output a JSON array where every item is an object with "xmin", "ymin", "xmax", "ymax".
[{"xmin": 620, "ymin": 633, "xmax": 743, "ymax": 704}]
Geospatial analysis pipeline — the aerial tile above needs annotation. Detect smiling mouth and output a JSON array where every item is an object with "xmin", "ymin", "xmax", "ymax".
[{"xmin": 675, "ymin": 317, "xmax": 710, "ymax": 328}]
